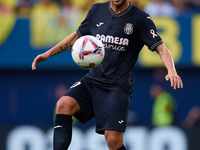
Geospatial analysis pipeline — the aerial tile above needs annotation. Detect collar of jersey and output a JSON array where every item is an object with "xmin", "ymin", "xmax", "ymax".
[{"xmin": 109, "ymin": 2, "xmax": 133, "ymax": 18}]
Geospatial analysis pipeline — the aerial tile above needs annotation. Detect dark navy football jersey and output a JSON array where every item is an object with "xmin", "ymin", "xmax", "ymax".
[{"xmin": 76, "ymin": 2, "xmax": 163, "ymax": 92}]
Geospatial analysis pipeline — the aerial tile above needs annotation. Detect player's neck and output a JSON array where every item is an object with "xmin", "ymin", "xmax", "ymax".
[{"xmin": 110, "ymin": 1, "xmax": 129, "ymax": 14}]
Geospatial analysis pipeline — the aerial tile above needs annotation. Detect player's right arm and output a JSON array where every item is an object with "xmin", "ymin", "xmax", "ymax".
[{"xmin": 32, "ymin": 31, "xmax": 79, "ymax": 70}]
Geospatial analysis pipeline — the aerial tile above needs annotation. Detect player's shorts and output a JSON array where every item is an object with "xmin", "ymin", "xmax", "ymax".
[{"xmin": 64, "ymin": 77, "xmax": 132, "ymax": 134}]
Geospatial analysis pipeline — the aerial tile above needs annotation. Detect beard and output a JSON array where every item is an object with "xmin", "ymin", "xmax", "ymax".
[{"xmin": 111, "ymin": 0, "xmax": 127, "ymax": 8}]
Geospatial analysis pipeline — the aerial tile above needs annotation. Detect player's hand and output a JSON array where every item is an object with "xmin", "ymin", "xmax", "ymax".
[
  {"xmin": 165, "ymin": 72, "xmax": 183, "ymax": 90},
  {"xmin": 32, "ymin": 53, "xmax": 49, "ymax": 70}
]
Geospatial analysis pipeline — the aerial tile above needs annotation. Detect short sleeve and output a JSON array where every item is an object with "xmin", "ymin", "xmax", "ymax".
[
  {"xmin": 76, "ymin": 6, "xmax": 94, "ymax": 37},
  {"xmin": 140, "ymin": 15, "xmax": 163, "ymax": 51}
]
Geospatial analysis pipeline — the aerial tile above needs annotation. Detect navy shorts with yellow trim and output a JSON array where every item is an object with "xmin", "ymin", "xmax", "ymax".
[{"xmin": 64, "ymin": 78, "xmax": 131, "ymax": 134}]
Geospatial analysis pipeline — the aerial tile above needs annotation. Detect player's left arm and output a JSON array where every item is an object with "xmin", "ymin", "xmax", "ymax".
[{"xmin": 156, "ymin": 43, "xmax": 183, "ymax": 90}]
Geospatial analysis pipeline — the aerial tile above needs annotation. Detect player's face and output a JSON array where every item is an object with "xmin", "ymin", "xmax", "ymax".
[{"xmin": 111, "ymin": 0, "xmax": 128, "ymax": 8}]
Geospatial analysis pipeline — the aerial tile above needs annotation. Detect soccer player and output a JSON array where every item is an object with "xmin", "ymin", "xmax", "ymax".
[{"xmin": 32, "ymin": 0, "xmax": 183, "ymax": 150}]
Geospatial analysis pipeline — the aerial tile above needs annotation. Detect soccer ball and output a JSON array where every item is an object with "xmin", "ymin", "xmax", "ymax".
[{"xmin": 71, "ymin": 35, "xmax": 105, "ymax": 69}]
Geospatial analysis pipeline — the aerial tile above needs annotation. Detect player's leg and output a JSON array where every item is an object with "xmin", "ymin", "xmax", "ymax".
[
  {"xmin": 93, "ymin": 88, "xmax": 131, "ymax": 150},
  {"xmin": 104, "ymin": 130, "xmax": 126, "ymax": 150},
  {"xmin": 56, "ymin": 95, "xmax": 81, "ymax": 115},
  {"xmin": 54, "ymin": 96, "xmax": 81, "ymax": 150},
  {"xmin": 54, "ymin": 79, "xmax": 95, "ymax": 150}
]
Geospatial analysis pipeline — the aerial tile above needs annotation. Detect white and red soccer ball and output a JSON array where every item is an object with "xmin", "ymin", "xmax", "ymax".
[{"xmin": 72, "ymin": 35, "xmax": 105, "ymax": 69}]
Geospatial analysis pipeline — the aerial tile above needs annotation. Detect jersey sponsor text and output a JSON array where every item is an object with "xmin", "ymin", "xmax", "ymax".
[{"xmin": 96, "ymin": 34, "xmax": 129, "ymax": 46}]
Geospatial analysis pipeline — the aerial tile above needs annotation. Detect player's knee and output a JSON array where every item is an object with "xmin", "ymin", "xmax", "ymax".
[
  {"xmin": 105, "ymin": 131, "xmax": 123, "ymax": 149},
  {"xmin": 56, "ymin": 98, "xmax": 69, "ymax": 114},
  {"xmin": 106, "ymin": 136, "xmax": 117, "ymax": 148},
  {"xmin": 56, "ymin": 96, "xmax": 80, "ymax": 115}
]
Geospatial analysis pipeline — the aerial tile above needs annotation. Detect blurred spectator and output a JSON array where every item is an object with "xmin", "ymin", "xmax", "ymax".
[
  {"xmin": 153, "ymin": 68, "xmax": 167, "ymax": 81},
  {"xmin": 17, "ymin": 0, "xmax": 37, "ymax": 16},
  {"xmin": 95, "ymin": 0, "xmax": 109, "ymax": 2},
  {"xmin": 71, "ymin": 0, "xmax": 88, "ymax": 10},
  {"xmin": 150, "ymin": 83, "xmax": 177, "ymax": 127},
  {"xmin": 186, "ymin": 0, "xmax": 200, "ymax": 13},
  {"xmin": 170, "ymin": 0, "xmax": 193, "ymax": 16},
  {"xmin": 54, "ymin": 84, "xmax": 68, "ymax": 99},
  {"xmin": 144, "ymin": 0, "xmax": 179, "ymax": 17},
  {"xmin": 182, "ymin": 107, "xmax": 200, "ymax": 129},
  {"xmin": 0, "ymin": 0, "xmax": 17, "ymax": 46},
  {"xmin": 30, "ymin": 0, "xmax": 61, "ymax": 48},
  {"xmin": 57, "ymin": 0, "xmax": 81, "ymax": 42},
  {"xmin": 192, "ymin": 0, "xmax": 200, "ymax": 10},
  {"xmin": 130, "ymin": 0, "xmax": 150, "ymax": 10},
  {"xmin": 182, "ymin": 106, "xmax": 200, "ymax": 150},
  {"xmin": 78, "ymin": 0, "xmax": 96, "ymax": 12},
  {"xmin": 59, "ymin": 0, "xmax": 81, "ymax": 30},
  {"xmin": 71, "ymin": 0, "xmax": 96, "ymax": 26}
]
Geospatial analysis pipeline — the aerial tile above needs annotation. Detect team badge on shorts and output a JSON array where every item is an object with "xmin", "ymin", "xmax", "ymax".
[{"xmin": 124, "ymin": 23, "xmax": 133, "ymax": 35}]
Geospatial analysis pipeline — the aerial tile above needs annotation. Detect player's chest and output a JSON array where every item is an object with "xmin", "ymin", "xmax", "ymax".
[{"xmin": 91, "ymin": 15, "xmax": 138, "ymax": 38}]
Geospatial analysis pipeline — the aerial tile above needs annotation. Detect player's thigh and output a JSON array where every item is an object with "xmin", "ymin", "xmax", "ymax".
[
  {"xmin": 56, "ymin": 96, "xmax": 81, "ymax": 115},
  {"xmin": 94, "ymin": 89, "xmax": 131, "ymax": 134},
  {"xmin": 64, "ymin": 79, "xmax": 95, "ymax": 123}
]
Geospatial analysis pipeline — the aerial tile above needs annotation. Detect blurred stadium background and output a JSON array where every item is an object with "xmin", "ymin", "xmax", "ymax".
[{"xmin": 0, "ymin": 0, "xmax": 200, "ymax": 149}]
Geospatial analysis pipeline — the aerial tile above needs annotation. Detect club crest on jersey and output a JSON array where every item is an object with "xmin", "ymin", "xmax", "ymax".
[{"xmin": 124, "ymin": 23, "xmax": 133, "ymax": 35}]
